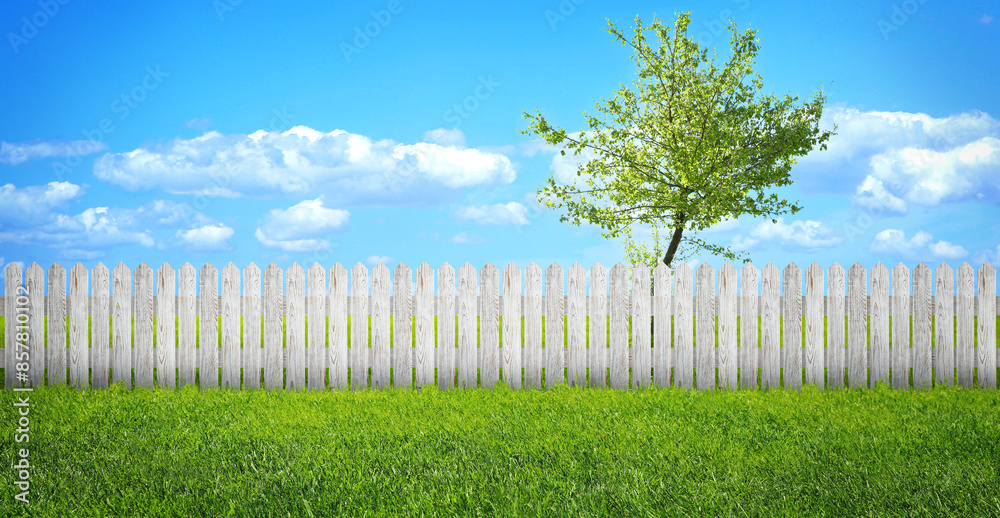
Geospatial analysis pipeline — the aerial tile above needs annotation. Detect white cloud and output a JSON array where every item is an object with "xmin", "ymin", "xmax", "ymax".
[
  {"xmin": 423, "ymin": 128, "xmax": 465, "ymax": 147},
  {"xmin": 93, "ymin": 126, "xmax": 517, "ymax": 205},
  {"xmin": 455, "ymin": 202, "xmax": 530, "ymax": 225},
  {"xmin": 255, "ymin": 197, "xmax": 349, "ymax": 252},
  {"xmin": 176, "ymin": 224, "xmax": 234, "ymax": 251},
  {"xmin": 0, "ymin": 181, "xmax": 84, "ymax": 224},
  {"xmin": 740, "ymin": 217, "xmax": 842, "ymax": 251},
  {"xmin": 0, "ymin": 139, "xmax": 108, "ymax": 165},
  {"xmin": 870, "ymin": 229, "xmax": 968, "ymax": 260},
  {"xmin": 184, "ymin": 118, "xmax": 212, "ymax": 130},
  {"xmin": 366, "ymin": 255, "xmax": 393, "ymax": 266},
  {"xmin": 974, "ymin": 245, "xmax": 1000, "ymax": 267},
  {"xmin": 854, "ymin": 176, "xmax": 907, "ymax": 214},
  {"xmin": 450, "ymin": 232, "xmax": 484, "ymax": 244}
]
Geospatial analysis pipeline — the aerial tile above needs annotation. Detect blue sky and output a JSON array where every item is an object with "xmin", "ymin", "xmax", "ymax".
[{"xmin": 1, "ymin": 0, "xmax": 998, "ymax": 288}]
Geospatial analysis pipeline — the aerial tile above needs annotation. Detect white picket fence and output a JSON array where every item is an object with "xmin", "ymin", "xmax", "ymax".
[{"xmin": 2, "ymin": 261, "xmax": 998, "ymax": 392}]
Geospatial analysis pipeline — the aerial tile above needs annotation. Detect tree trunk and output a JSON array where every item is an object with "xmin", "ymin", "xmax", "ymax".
[{"xmin": 661, "ymin": 213, "xmax": 686, "ymax": 268}]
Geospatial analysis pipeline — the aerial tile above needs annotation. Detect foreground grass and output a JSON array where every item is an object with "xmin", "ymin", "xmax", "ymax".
[{"xmin": 1, "ymin": 382, "xmax": 998, "ymax": 516}]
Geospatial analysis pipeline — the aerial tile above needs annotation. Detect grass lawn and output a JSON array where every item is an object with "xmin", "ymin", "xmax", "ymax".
[{"xmin": 1, "ymin": 315, "xmax": 999, "ymax": 515}]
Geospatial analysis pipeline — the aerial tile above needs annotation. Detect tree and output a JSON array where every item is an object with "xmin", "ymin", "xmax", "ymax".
[{"xmin": 521, "ymin": 12, "xmax": 836, "ymax": 271}]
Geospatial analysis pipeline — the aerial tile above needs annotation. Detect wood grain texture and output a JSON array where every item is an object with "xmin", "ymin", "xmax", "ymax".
[
  {"xmin": 740, "ymin": 263, "xmax": 759, "ymax": 390},
  {"xmin": 567, "ymin": 263, "xmax": 586, "ymax": 387},
  {"xmin": 328, "ymin": 263, "xmax": 348, "ymax": 389},
  {"xmin": 308, "ymin": 263, "xmax": 327, "ymax": 391},
  {"xmin": 870, "ymin": 263, "xmax": 890, "ymax": 388},
  {"xmin": 609, "ymin": 263, "xmax": 629, "ymax": 390},
  {"xmin": 631, "ymin": 263, "xmax": 651, "ymax": 389},
  {"xmin": 4, "ymin": 263, "xmax": 22, "ymax": 389},
  {"xmin": 588, "ymin": 263, "xmax": 607, "ymax": 389},
  {"xmin": 350, "ymin": 263, "xmax": 369, "ymax": 390},
  {"xmin": 393, "ymin": 263, "xmax": 413, "ymax": 389},
  {"xmin": 718, "ymin": 263, "xmax": 737, "ymax": 391},
  {"xmin": 956, "ymin": 263, "xmax": 974, "ymax": 388},
  {"xmin": 436, "ymin": 263, "xmax": 455, "ymax": 390},
  {"xmin": 804, "ymin": 263, "xmax": 824, "ymax": 391},
  {"xmin": 934, "ymin": 263, "xmax": 955, "ymax": 387},
  {"xmin": 501, "ymin": 262, "xmax": 522, "ymax": 390},
  {"xmin": 25, "ymin": 263, "xmax": 44, "ymax": 388},
  {"xmin": 221, "ymin": 263, "xmax": 241, "ymax": 390},
  {"xmin": 782, "ymin": 263, "xmax": 802, "ymax": 391},
  {"xmin": 891, "ymin": 263, "xmax": 910, "ymax": 390},
  {"xmin": 263, "ymin": 263, "xmax": 283, "ymax": 390},
  {"xmin": 696, "ymin": 263, "xmax": 716, "ymax": 392},
  {"xmin": 480, "ymin": 263, "xmax": 500, "ymax": 389},
  {"xmin": 653, "ymin": 264, "xmax": 671, "ymax": 389},
  {"xmin": 47, "ymin": 263, "xmax": 66, "ymax": 386},
  {"xmin": 371, "ymin": 262, "xmax": 390, "ymax": 390},
  {"xmin": 760, "ymin": 263, "xmax": 779, "ymax": 391},
  {"xmin": 826, "ymin": 263, "xmax": 845, "ymax": 389},
  {"xmin": 415, "ymin": 263, "xmax": 435, "ymax": 388},
  {"xmin": 134, "ymin": 263, "xmax": 154, "ymax": 389},
  {"xmin": 243, "ymin": 263, "xmax": 261, "ymax": 390},
  {"xmin": 674, "ymin": 263, "xmax": 694, "ymax": 389},
  {"xmin": 849, "ymin": 263, "xmax": 869, "ymax": 389},
  {"xmin": 457, "ymin": 262, "xmax": 477, "ymax": 389},
  {"xmin": 285, "ymin": 263, "xmax": 306, "ymax": 391},
  {"xmin": 177, "ymin": 263, "xmax": 197, "ymax": 388},
  {"xmin": 92, "ymin": 263, "xmax": 110, "ymax": 389},
  {"xmin": 545, "ymin": 263, "xmax": 565, "ymax": 388},
  {"xmin": 199, "ymin": 263, "xmax": 219, "ymax": 390},
  {"xmin": 977, "ymin": 263, "xmax": 997, "ymax": 388},
  {"xmin": 912, "ymin": 263, "xmax": 933, "ymax": 390},
  {"xmin": 156, "ymin": 263, "xmax": 176, "ymax": 390},
  {"xmin": 112, "ymin": 263, "xmax": 132, "ymax": 389},
  {"xmin": 524, "ymin": 263, "xmax": 542, "ymax": 389},
  {"xmin": 69, "ymin": 263, "xmax": 88, "ymax": 389}
]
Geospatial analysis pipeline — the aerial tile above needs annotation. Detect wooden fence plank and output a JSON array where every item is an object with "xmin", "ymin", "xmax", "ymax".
[
  {"xmin": 437, "ymin": 263, "xmax": 455, "ymax": 390},
  {"xmin": 285, "ymin": 263, "xmax": 305, "ymax": 391},
  {"xmin": 200, "ymin": 263, "xmax": 219, "ymax": 390},
  {"xmin": 760, "ymin": 263, "xmax": 780, "ymax": 391},
  {"xmin": 394, "ymin": 263, "xmax": 413, "ymax": 389},
  {"xmin": 25, "ymin": 263, "xmax": 44, "ymax": 388},
  {"xmin": 3, "ymin": 263, "xmax": 20, "ymax": 389},
  {"xmin": 870, "ymin": 263, "xmax": 890, "ymax": 388},
  {"xmin": 524, "ymin": 263, "xmax": 543, "ymax": 389},
  {"xmin": 328, "ymin": 263, "xmax": 348, "ymax": 389},
  {"xmin": 719, "ymin": 263, "xmax": 737, "ymax": 391},
  {"xmin": 804, "ymin": 263, "xmax": 824, "ymax": 391},
  {"xmin": 178, "ymin": 263, "xmax": 197, "ymax": 388},
  {"xmin": 567, "ymin": 263, "xmax": 586, "ymax": 387},
  {"xmin": 69, "ymin": 263, "xmax": 88, "ymax": 389},
  {"xmin": 740, "ymin": 263, "xmax": 759, "ymax": 390},
  {"xmin": 308, "ymin": 263, "xmax": 326, "ymax": 391},
  {"xmin": 112, "ymin": 263, "xmax": 131, "ymax": 389},
  {"xmin": 415, "ymin": 263, "xmax": 434, "ymax": 388},
  {"xmin": 827, "ymin": 263, "xmax": 845, "ymax": 389},
  {"xmin": 221, "ymin": 263, "xmax": 241, "ymax": 390},
  {"xmin": 891, "ymin": 263, "xmax": 910, "ymax": 390},
  {"xmin": 92, "ymin": 263, "xmax": 110, "ymax": 389},
  {"xmin": 632, "ymin": 263, "xmax": 651, "ymax": 389},
  {"xmin": 912, "ymin": 263, "xmax": 933, "ymax": 390},
  {"xmin": 696, "ymin": 263, "xmax": 716, "ymax": 391},
  {"xmin": 47, "ymin": 263, "xmax": 66, "ymax": 387},
  {"xmin": 653, "ymin": 264, "xmax": 671, "ymax": 389},
  {"xmin": 457, "ymin": 263, "xmax": 477, "ymax": 389},
  {"xmin": 609, "ymin": 263, "xmax": 629, "ymax": 390},
  {"xmin": 977, "ymin": 263, "xmax": 997, "ymax": 389},
  {"xmin": 480, "ymin": 263, "xmax": 500, "ymax": 389},
  {"xmin": 545, "ymin": 263, "xmax": 565, "ymax": 388},
  {"xmin": 934, "ymin": 263, "xmax": 955, "ymax": 387},
  {"xmin": 956, "ymin": 263, "xmax": 974, "ymax": 388},
  {"xmin": 849, "ymin": 263, "xmax": 868, "ymax": 389},
  {"xmin": 501, "ymin": 262, "xmax": 522, "ymax": 390},
  {"xmin": 783, "ymin": 263, "xmax": 802, "ymax": 391},
  {"xmin": 370, "ymin": 263, "xmax": 390, "ymax": 390},
  {"xmin": 674, "ymin": 263, "xmax": 694, "ymax": 389},
  {"xmin": 263, "ymin": 263, "xmax": 283, "ymax": 390},
  {"xmin": 156, "ymin": 263, "xmax": 176, "ymax": 390},
  {"xmin": 350, "ymin": 263, "xmax": 368, "ymax": 390},
  {"xmin": 134, "ymin": 263, "xmax": 154, "ymax": 389},
  {"xmin": 589, "ymin": 263, "xmax": 608, "ymax": 389},
  {"xmin": 243, "ymin": 263, "xmax": 261, "ymax": 390}
]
